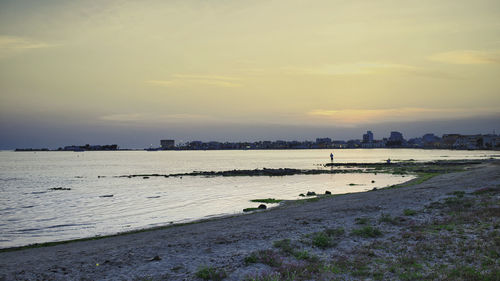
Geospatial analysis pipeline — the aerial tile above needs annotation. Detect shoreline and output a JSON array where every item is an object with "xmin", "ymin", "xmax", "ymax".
[{"xmin": 0, "ymin": 160, "xmax": 498, "ymax": 280}]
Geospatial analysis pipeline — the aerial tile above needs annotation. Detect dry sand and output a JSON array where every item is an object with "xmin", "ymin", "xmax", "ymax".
[{"xmin": 1, "ymin": 160, "xmax": 499, "ymax": 280}]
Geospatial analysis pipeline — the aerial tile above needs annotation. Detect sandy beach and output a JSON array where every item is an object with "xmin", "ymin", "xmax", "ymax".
[{"xmin": 1, "ymin": 160, "xmax": 499, "ymax": 280}]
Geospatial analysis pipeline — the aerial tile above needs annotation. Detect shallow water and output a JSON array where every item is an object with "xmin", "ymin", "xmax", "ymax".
[{"xmin": 0, "ymin": 149, "xmax": 496, "ymax": 248}]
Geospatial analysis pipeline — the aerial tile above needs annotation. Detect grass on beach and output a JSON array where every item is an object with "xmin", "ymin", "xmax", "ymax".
[
  {"xmin": 195, "ymin": 266, "xmax": 227, "ymax": 281},
  {"xmin": 240, "ymin": 185, "xmax": 500, "ymax": 281}
]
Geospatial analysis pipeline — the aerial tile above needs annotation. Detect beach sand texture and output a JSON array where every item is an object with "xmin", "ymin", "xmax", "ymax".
[{"xmin": 1, "ymin": 161, "xmax": 499, "ymax": 280}]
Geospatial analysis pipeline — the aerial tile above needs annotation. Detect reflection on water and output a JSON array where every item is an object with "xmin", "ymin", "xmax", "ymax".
[{"xmin": 0, "ymin": 149, "xmax": 496, "ymax": 248}]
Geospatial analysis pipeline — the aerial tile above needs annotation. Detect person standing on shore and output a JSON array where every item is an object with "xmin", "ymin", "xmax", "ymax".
[{"xmin": 330, "ymin": 152, "xmax": 334, "ymax": 163}]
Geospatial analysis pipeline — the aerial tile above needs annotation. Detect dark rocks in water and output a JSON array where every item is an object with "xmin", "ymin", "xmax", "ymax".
[
  {"xmin": 118, "ymin": 167, "xmax": 363, "ymax": 179},
  {"xmin": 243, "ymin": 204, "xmax": 267, "ymax": 212},
  {"xmin": 99, "ymin": 194, "xmax": 114, "ymax": 198},
  {"xmin": 325, "ymin": 191, "xmax": 332, "ymax": 195},
  {"xmin": 148, "ymin": 255, "xmax": 161, "ymax": 262},
  {"xmin": 372, "ymin": 187, "xmax": 378, "ymax": 191},
  {"xmin": 143, "ymin": 176, "xmax": 149, "ymax": 179},
  {"xmin": 299, "ymin": 193, "xmax": 305, "ymax": 197},
  {"xmin": 32, "ymin": 191, "xmax": 47, "ymax": 194},
  {"xmin": 306, "ymin": 191, "xmax": 316, "ymax": 196},
  {"xmin": 49, "ymin": 187, "xmax": 71, "ymax": 191}
]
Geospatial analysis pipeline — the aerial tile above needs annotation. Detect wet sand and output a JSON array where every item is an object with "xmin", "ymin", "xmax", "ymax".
[{"xmin": 1, "ymin": 160, "xmax": 499, "ymax": 280}]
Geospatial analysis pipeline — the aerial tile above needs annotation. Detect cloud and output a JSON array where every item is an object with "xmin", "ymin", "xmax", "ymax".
[
  {"xmin": 99, "ymin": 113, "xmax": 222, "ymax": 124},
  {"xmin": 283, "ymin": 62, "xmax": 412, "ymax": 76},
  {"xmin": 0, "ymin": 35, "xmax": 54, "ymax": 58},
  {"xmin": 282, "ymin": 62, "xmax": 458, "ymax": 79},
  {"xmin": 146, "ymin": 74, "xmax": 243, "ymax": 88},
  {"xmin": 307, "ymin": 107, "xmax": 500, "ymax": 126},
  {"xmin": 429, "ymin": 50, "xmax": 500, "ymax": 65}
]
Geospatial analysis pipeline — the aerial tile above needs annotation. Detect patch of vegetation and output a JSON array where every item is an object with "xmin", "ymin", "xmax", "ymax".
[
  {"xmin": 303, "ymin": 228, "xmax": 344, "ymax": 248},
  {"xmin": 245, "ymin": 255, "xmax": 326, "ymax": 281},
  {"xmin": 403, "ymin": 209, "xmax": 417, "ymax": 216},
  {"xmin": 311, "ymin": 231, "xmax": 335, "ymax": 249},
  {"xmin": 292, "ymin": 250, "xmax": 319, "ymax": 262},
  {"xmin": 195, "ymin": 266, "xmax": 227, "ymax": 281},
  {"xmin": 272, "ymin": 238, "xmax": 321, "ymax": 263},
  {"xmin": 449, "ymin": 191, "xmax": 466, "ymax": 198},
  {"xmin": 325, "ymin": 227, "xmax": 345, "ymax": 237},
  {"xmin": 397, "ymin": 172, "xmax": 440, "ymax": 188},
  {"xmin": 355, "ymin": 217, "xmax": 370, "ymax": 225},
  {"xmin": 472, "ymin": 186, "xmax": 500, "ymax": 195},
  {"xmin": 351, "ymin": 226, "xmax": 383, "ymax": 238},
  {"xmin": 250, "ymin": 198, "xmax": 283, "ymax": 204},
  {"xmin": 446, "ymin": 266, "xmax": 500, "ymax": 280},
  {"xmin": 133, "ymin": 276, "xmax": 155, "ymax": 281},
  {"xmin": 244, "ymin": 250, "xmax": 283, "ymax": 267},
  {"xmin": 244, "ymin": 252, "xmax": 259, "ymax": 265},
  {"xmin": 245, "ymin": 272, "xmax": 281, "ymax": 281},
  {"xmin": 378, "ymin": 213, "xmax": 400, "ymax": 225},
  {"xmin": 273, "ymin": 239, "xmax": 294, "ymax": 255}
]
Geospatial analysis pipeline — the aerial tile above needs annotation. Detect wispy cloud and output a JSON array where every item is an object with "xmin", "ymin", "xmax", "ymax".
[
  {"xmin": 429, "ymin": 50, "xmax": 500, "ymax": 65},
  {"xmin": 99, "ymin": 113, "xmax": 221, "ymax": 124},
  {"xmin": 307, "ymin": 107, "xmax": 500, "ymax": 126},
  {"xmin": 283, "ymin": 62, "xmax": 415, "ymax": 76},
  {"xmin": 282, "ymin": 62, "xmax": 458, "ymax": 79},
  {"xmin": 146, "ymin": 74, "xmax": 243, "ymax": 88},
  {"xmin": 0, "ymin": 35, "xmax": 54, "ymax": 58}
]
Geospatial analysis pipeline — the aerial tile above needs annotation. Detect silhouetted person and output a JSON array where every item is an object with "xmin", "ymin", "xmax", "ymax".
[{"xmin": 330, "ymin": 152, "xmax": 334, "ymax": 163}]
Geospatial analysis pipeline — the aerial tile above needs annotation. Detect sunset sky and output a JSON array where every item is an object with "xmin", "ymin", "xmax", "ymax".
[{"xmin": 1, "ymin": 0, "xmax": 499, "ymax": 148}]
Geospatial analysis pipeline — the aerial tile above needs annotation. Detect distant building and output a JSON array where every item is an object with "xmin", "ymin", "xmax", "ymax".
[
  {"xmin": 407, "ymin": 138, "xmax": 423, "ymax": 148},
  {"xmin": 208, "ymin": 141, "xmax": 222, "ymax": 150},
  {"xmin": 362, "ymin": 131, "xmax": 374, "ymax": 143},
  {"xmin": 483, "ymin": 134, "xmax": 500, "ymax": 149},
  {"xmin": 332, "ymin": 140, "xmax": 347, "ymax": 148},
  {"xmin": 442, "ymin": 134, "xmax": 461, "ymax": 149},
  {"xmin": 315, "ymin": 137, "xmax": 332, "ymax": 148},
  {"xmin": 346, "ymin": 139, "xmax": 361, "ymax": 148},
  {"xmin": 387, "ymin": 131, "xmax": 404, "ymax": 147},
  {"xmin": 453, "ymin": 135, "xmax": 482, "ymax": 150},
  {"xmin": 389, "ymin": 131, "xmax": 403, "ymax": 142},
  {"xmin": 160, "ymin": 139, "xmax": 175, "ymax": 150},
  {"xmin": 422, "ymin": 133, "xmax": 441, "ymax": 148}
]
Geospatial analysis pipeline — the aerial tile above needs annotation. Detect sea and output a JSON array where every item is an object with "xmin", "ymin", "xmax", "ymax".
[{"xmin": 0, "ymin": 149, "xmax": 497, "ymax": 248}]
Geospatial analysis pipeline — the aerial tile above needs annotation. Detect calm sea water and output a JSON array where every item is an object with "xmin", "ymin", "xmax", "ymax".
[{"xmin": 0, "ymin": 149, "xmax": 497, "ymax": 248}]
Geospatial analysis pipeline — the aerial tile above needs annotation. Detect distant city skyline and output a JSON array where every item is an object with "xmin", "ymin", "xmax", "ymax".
[
  {"xmin": 1, "ymin": 1, "xmax": 499, "ymax": 149},
  {"xmin": 4, "ymin": 119, "xmax": 499, "ymax": 150}
]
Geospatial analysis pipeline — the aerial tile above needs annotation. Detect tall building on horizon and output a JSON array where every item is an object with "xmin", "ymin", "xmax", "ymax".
[
  {"xmin": 389, "ymin": 131, "xmax": 404, "ymax": 142},
  {"xmin": 362, "ymin": 131, "xmax": 374, "ymax": 143},
  {"xmin": 160, "ymin": 139, "xmax": 175, "ymax": 150}
]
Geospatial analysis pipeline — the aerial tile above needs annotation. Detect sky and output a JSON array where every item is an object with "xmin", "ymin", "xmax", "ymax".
[{"xmin": 0, "ymin": 0, "xmax": 499, "ymax": 149}]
